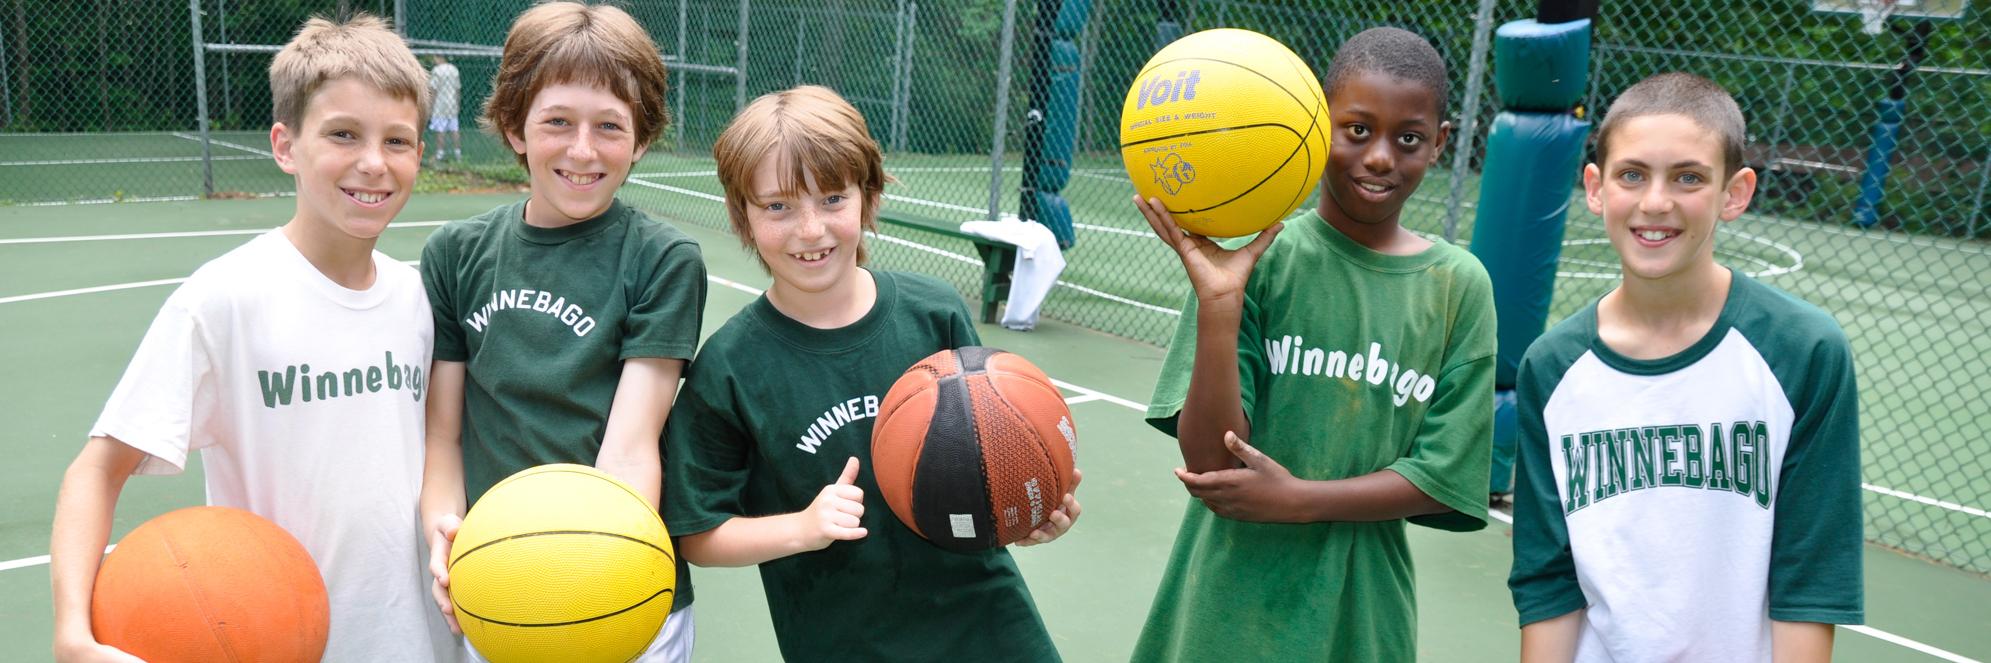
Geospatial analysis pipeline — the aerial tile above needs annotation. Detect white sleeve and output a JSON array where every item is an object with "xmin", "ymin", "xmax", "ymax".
[{"xmin": 88, "ymin": 294, "xmax": 216, "ymax": 475}]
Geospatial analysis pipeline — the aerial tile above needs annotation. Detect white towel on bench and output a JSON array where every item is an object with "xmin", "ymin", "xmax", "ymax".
[{"xmin": 960, "ymin": 218, "xmax": 1065, "ymax": 331}]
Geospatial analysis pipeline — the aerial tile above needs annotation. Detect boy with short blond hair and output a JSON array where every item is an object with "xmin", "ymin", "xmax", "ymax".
[
  {"xmin": 1133, "ymin": 27, "xmax": 1495, "ymax": 661},
  {"xmin": 50, "ymin": 13, "xmax": 450, "ymax": 662},
  {"xmin": 1508, "ymin": 72, "xmax": 1863, "ymax": 663},
  {"xmin": 418, "ymin": 2, "xmax": 704, "ymax": 660},
  {"xmin": 663, "ymin": 85, "xmax": 1080, "ymax": 662}
]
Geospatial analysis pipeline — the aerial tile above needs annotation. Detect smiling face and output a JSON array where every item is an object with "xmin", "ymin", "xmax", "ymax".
[
  {"xmin": 273, "ymin": 76, "xmax": 423, "ymax": 244},
  {"xmin": 1585, "ymin": 113, "xmax": 1757, "ymax": 285},
  {"xmin": 744, "ymin": 153, "xmax": 869, "ymax": 301},
  {"xmin": 508, "ymin": 82, "xmax": 647, "ymax": 227},
  {"xmin": 1318, "ymin": 70, "xmax": 1450, "ymax": 233}
]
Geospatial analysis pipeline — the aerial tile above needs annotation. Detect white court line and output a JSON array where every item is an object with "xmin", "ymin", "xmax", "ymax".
[
  {"xmin": 0, "ymin": 155, "xmax": 264, "ymax": 167},
  {"xmin": 0, "ymin": 220, "xmax": 449, "ymax": 245},
  {"xmin": 171, "ymin": 131, "xmax": 275, "ymax": 158},
  {"xmin": 0, "ymin": 266, "xmax": 1984, "ymax": 663},
  {"xmin": 1865, "ymin": 483, "xmax": 1991, "ymax": 520},
  {"xmin": 0, "ymin": 546, "xmax": 114, "ymax": 573}
]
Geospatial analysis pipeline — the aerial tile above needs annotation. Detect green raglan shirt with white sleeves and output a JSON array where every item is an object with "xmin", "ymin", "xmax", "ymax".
[
  {"xmin": 1137, "ymin": 212, "xmax": 1497, "ymax": 662},
  {"xmin": 1508, "ymin": 270, "xmax": 1864, "ymax": 663}
]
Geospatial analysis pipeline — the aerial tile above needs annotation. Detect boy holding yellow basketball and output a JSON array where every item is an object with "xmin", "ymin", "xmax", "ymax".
[
  {"xmin": 661, "ymin": 85, "xmax": 1080, "ymax": 662},
  {"xmin": 415, "ymin": 3, "xmax": 704, "ymax": 660},
  {"xmin": 49, "ymin": 14, "xmax": 454, "ymax": 662},
  {"xmin": 1507, "ymin": 73, "xmax": 1861, "ymax": 663},
  {"xmin": 1134, "ymin": 27, "xmax": 1495, "ymax": 660}
]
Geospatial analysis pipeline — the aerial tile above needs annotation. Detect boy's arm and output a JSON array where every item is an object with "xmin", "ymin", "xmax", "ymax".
[
  {"xmin": 597, "ymin": 357, "xmax": 683, "ymax": 509},
  {"xmin": 49, "ymin": 437, "xmax": 150, "ymax": 663},
  {"xmin": 1133, "ymin": 196, "xmax": 1282, "ymax": 473},
  {"xmin": 419, "ymin": 360, "xmax": 467, "ymax": 634},
  {"xmin": 1519, "ymin": 609, "xmax": 1583, "ymax": 663},
  {"xmin": 1771, "ymin": 621, "xmax": 1835, "ymax": 663},
  {"xmin": 677, "ymin": 457, "xmax": 868, "ymax": 567}
]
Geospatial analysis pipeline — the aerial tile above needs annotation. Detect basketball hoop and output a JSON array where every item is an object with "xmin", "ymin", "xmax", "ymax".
[{"xmin": 1812, "ymin": 0, "xmax": 1971, "ymax": 33}]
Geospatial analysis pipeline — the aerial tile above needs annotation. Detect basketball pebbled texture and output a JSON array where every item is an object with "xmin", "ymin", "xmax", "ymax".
[
  {"xmin": 1119, "ymin": 28, "xmax": 1330, "ymax": 238},
  {"xmin": 873, "ymin": 347, "xmax": 1078, "ymax": 551},
  {"xmin": 449, "ymin": 464, "xmax": 675, "ymax": 663}
]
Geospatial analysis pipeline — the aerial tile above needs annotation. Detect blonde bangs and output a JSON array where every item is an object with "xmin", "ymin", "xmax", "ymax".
[{"xmin": 714, "ymin": 86, "xmax": 893, "ymax": 266}]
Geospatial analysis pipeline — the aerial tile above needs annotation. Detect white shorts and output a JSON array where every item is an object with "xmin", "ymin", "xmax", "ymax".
[
  {"xmin": 429, "ymin": 116, "xmax": 460, "ymax": 133},
  {"xmin": 463, "ymin": 606, "xmax": 694, "ymax": 663}
]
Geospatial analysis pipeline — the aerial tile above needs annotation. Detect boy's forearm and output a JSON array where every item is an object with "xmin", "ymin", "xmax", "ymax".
[
  {"xmin": 49, "ymin": 438, "xmax": 144, "ymax": 648},
  {"xmin": 679, "ymin": 515, "xmax": 812, "ymax": 568},
  {"xmin": 597, "ymin": 358, "xmax": 682, "ymax": 510},
  {"xmin": 1771, "ymin": 621, "xmax": 1835, "ymax": 663},
  {"xmin": 1520, "ymin": 609, "xmax": 1584, "ymax": 663},
  {"xmin": 1291, "ymin": 469, "xmax": 1450, "ymax": 523},
  {"xmin": 420, "ymin": 361, "xmax": 467, "ymax": 533},
  {"xmin": 1178, "ymin": 307, "xmax": 1251, "ymax": 473}
]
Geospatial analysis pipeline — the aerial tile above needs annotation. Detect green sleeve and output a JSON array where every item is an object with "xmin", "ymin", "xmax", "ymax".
[
  {"xmin": 1506, "ymin": 344, "xmax": 1588, "ymax": 626},
  {"xmin": 949, "ymin": 291, "xmax": 982, "ymax": 348},
  {"xmin": 1393, "ymin": 352, "xmax": 1495, "ymax": 532},
  {"xmin": 622, "ymin": 240, "xmax": 707, "ymax": 360},
  {"xmin": 1142, "ymin": 287, "xmax": 1265, "ymax": 439},
  {"xmin": 1392, "ymin": 263, "xmax": 1496, "ymax": 532},
  {"xmin": 419, "ymin": 229, "xmax": 466, "ymax": 362},
  {"xmin": 661, "ymin": 358, "xmax": 752, "ymax": 537},
  {"xmin": 1766, "ymin": 322, "xmax": 1864, "ymax": 625}
]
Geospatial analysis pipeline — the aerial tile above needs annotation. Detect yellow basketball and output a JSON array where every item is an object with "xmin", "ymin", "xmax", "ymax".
[
  {"xmin": 449, "ymin": 464, "xmax": 675, "ymax": 663},
  {"xmin": 1119, "ymin": 29, "xmax": 1329, "ymax": 238}
]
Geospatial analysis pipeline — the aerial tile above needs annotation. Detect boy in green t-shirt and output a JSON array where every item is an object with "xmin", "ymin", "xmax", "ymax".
[
  {"xmin": 417, "ymin": 4, "xmax": 705, "ymax": 660},
  {"xmin": 662, "ymin": 85, "xmax": 1080, "ymax": 662},
  {"xmin": 1134, "ymin": 27, "xmax": 1496, "ymax": 661},
  {"xmin": 1507, "ymin": 72, "xmax": 1862, "ymax": 663}
]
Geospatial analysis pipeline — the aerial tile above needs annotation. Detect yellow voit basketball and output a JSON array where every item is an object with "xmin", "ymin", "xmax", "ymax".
[
  {"xmin": 449, "ymin": 464, "xmax": 675, "ymax": 663},
  {"xmin": 1120, "ymin": 29, "xmax": 1329, "ymax": 238}
]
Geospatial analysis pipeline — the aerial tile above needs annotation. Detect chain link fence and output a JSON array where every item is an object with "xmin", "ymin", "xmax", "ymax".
[{"xmin": 0, "ymin": 0, "xmax": 1983, "ymax": 576}]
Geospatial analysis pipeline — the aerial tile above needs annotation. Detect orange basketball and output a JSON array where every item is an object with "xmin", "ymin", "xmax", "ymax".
[
  {"xmin": 872, "ymin": 347, "xmax": 1078, "ymax": 551},
  {"xmin": 91, "ymin": 506, "xmax": 329, "ymax": 663}
]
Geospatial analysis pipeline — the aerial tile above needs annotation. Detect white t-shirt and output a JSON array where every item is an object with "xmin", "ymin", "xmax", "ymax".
[
  {"xmin": 91, "ymin": 230, "xmax": 452, "ymax": 662},
  {"xmin": 430, "ymin": 62, "xmax": 461, "ymax": 119}
]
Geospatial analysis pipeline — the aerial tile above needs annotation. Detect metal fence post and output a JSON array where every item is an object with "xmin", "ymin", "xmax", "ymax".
[
  {"xmin": 735, "ymin": 0, "xmax": 751, "ymax": 113},
  {"xmin": 1, "ymin": 7, "xmax": 12, "ymax": 128},
  {"xmin": 986, "ymin": 0, "xmax": 1020, "ymax": 220},
  {"xmin": 189, "ymin": 0, "xmax": 214, "ymax": 197},
  {"xmin": 889, "ymin": 0, "xmax": 907, "ymax": 151},
  {"xmin": 1445, "ymin": 0, "xmax": 1499, "ymax": 242},
  {"xmin": 1970, "ymin": 145, "xmax": 1989, "ymax": 238},
  {"xmin": 793, "ymin": 17, "xmax": 807, "ymax": 86},
  {"xmin": 674, "ymin": 0, "xmax": 688, "ymax": 148}
]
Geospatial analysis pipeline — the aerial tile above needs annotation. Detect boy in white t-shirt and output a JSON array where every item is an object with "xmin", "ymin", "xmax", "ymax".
[{"xmin": 48, "ymin": 14, "xmax": 452, "ymax": 663}]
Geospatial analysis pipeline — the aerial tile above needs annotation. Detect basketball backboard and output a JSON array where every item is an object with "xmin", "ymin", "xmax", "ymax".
[{"xmin": 1813, "ymin": 0, "xmax": 1970, "ymax": 34}]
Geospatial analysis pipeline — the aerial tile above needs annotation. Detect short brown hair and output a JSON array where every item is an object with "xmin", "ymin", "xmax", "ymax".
[
  {"xmin": 269, "ymin": 13, "xmax": 429, "ymax": 130},
  {"xmin": 713, "ymin": 86, "xmax": 894, "ymax": 266},
  {"xmin": 1595, "ymin": 72, "xmax": 1746, "ymax": 178},
  {"xmin": 482, "ymin": 2, "xmax": 670, "ymax": 166}
]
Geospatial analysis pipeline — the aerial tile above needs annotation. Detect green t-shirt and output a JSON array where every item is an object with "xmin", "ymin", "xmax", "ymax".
[
  {"xmin": 421, "ymin": 198, "xmax": 706, "ymax": 608},
  {"xmin": 663, "ymin": 270, "xmax": 1058, "ymax": 662},
  {"xmin": 1136, "ymin": 212, "xmax": 1497, "ymax": 662},
  {"xmin": 1506, "ymin": 271, "xmax": 1862, "ymax": 661}
]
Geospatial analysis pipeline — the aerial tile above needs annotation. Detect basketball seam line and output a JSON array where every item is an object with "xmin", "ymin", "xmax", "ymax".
[
  {"xmin": 449, "ymin": 529, "xmax": 676, "ymax": 572},
  {"xmin": 1123, "ymin": 122, "xmax": 1310, "ymax": 214},
  {"xmin": 163, "ymin": 526, "xmax": 245, "ymax": 663},
  {"xmin": 487, "ymin": 467, "xmax": 666, "ymax": 531},
  {"xmin": 455, "ymin": 587, "xmax": 675, "ymax": 628},
  {"xmin": 1130, "ymin": 55, "xmax": 1318, "ymax": 119}
]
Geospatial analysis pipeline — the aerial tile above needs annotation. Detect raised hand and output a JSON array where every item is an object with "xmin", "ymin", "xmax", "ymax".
[{"xmin": 1134, "ymin": 195, "xmax": 1283, "ymax": 315}]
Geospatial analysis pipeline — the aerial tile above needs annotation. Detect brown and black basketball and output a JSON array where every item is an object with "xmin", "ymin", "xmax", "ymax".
[{"xmin": 871, "ymin": 347, "xmax": 1078, "ymax": 551}]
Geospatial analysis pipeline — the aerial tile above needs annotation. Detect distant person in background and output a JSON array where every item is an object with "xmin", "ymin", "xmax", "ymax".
[{"xmin": 428, "ymin": 54, "xmax": 461, "ymax": 163}]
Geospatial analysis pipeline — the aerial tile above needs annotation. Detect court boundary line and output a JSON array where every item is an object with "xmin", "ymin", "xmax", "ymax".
[
  {"xmin": 0, "ymin": 155, "xmax": 265, "ymax": 167},
  {"xmin": 4, "ymin": 210, "xmax": 1985, "ymax": 524},
  {"xmin": 0, "ymin": 261, "xmax": 1981, "ymax": 662},
  {"xmin": 171, "ymin": 131, "xmax": 275, "ymax": 159},
  {"xmin": 0, "ymin": 220, "xmax": 449, "ymax": 245}
]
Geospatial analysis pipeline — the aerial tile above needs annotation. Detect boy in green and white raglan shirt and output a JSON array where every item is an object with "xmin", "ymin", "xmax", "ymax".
[
  {"xmin": 418, "ymin": 5, "xmax": 704, "ymax": 661},
  {"xmin": 1133, "ymin": 28, "xmax": 1494, "ymax": 661},
  {"xmin": 664, "ymin": 86, "xmax": 1080, "ymax": 662},
  {"xmin": 1507, "ymin": 73, "xmax": 1862, "ymax": 663}
]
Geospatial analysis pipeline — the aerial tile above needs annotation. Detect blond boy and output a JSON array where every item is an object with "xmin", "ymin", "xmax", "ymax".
[{"xmin": 49, "ymin": 14, "xmax": 449, "ymax": 663}]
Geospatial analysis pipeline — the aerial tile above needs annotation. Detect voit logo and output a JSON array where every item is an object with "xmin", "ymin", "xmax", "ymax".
[{"xmin": 1135, "ymin": 69, "xmax": 1204, "ymax": 109}]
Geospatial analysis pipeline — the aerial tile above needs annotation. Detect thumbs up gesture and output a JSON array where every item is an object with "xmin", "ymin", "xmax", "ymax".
[{"xmin": 799, "ymin": 456, "xmax": 869, "ymax": 550}]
